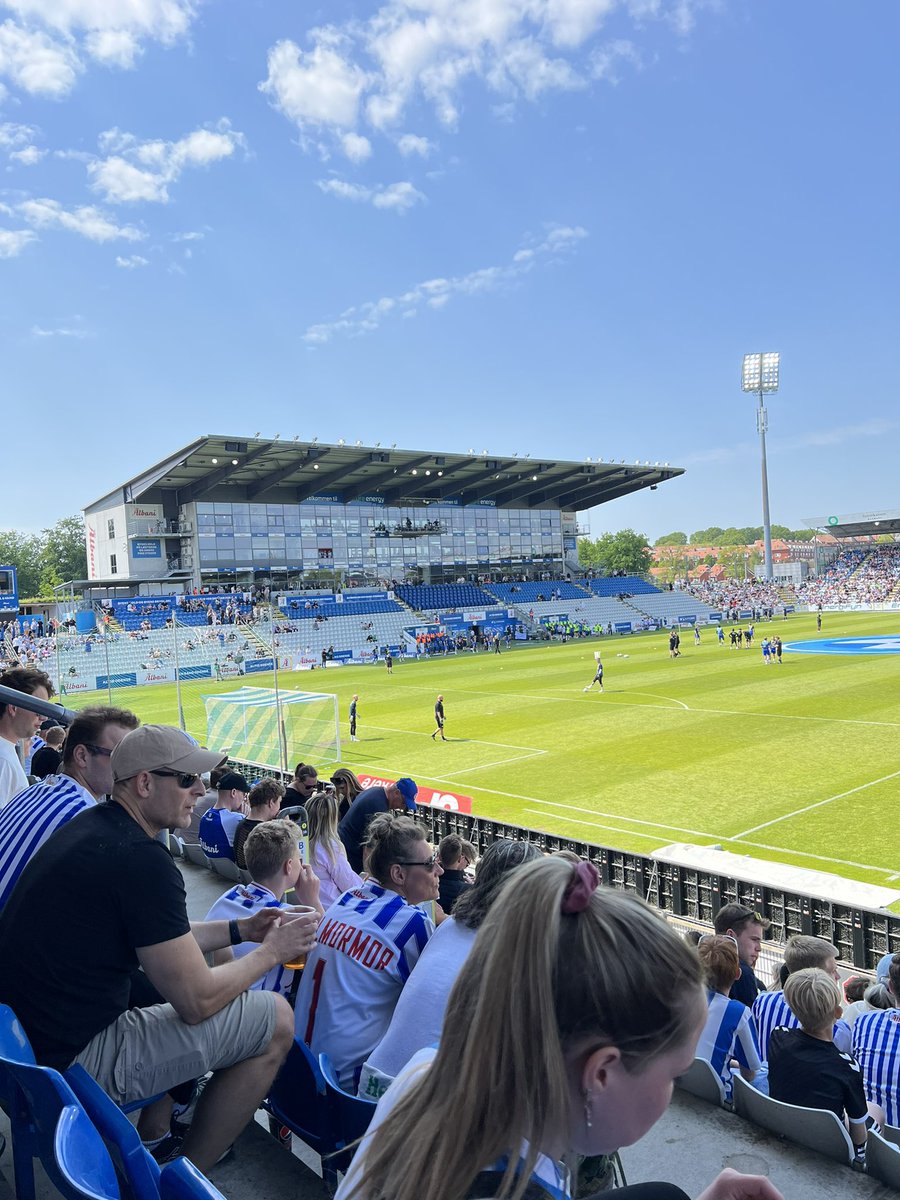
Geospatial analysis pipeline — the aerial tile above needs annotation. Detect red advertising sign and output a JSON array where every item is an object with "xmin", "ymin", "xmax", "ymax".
[{"xmin": 356, "ymin": 771, "xmax": 473, "ymax": 814}]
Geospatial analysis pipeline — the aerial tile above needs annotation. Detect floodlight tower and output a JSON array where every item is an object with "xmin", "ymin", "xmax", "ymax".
[{"xmin": 741, "ymin": 352, "xmax": 780, "ymax": 581}]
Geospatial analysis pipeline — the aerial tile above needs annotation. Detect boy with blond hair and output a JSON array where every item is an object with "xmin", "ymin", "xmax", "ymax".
[{"xmin": 769, "ymin": 967, "xmax": 884, "ymax": 1161}]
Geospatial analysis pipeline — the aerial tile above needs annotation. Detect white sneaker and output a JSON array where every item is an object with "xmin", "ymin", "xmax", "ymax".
[{"xmin": 583, "ymin": 686, "xmax": 591, "ymax": 692}]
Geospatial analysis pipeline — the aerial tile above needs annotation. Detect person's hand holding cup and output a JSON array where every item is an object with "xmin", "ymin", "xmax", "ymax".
[{"xmin": 272, "ymin": 905, "xmax": 319, "ymax": 970}]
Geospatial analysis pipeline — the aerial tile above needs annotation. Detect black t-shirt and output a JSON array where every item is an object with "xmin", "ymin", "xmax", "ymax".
[
  {"xmin": 338, "ymin": 786, "xmax": 390, "ymax": 873},
  {"xmin": 435, "ymin": 701, "xmax": 444, "ymax": 720},
  {"xmin": 729, "ymin": 961, "xmax": 761, "ymax": 1007},
  {"xmin": 438, "ymin": 869, "xmax": 471, "ymax": 915},
  {"xmin": 30, "ymin": 746, "xmax": 62, "ymax": 779},
  {"xmin": 281, "ymin": 785, "xmax": 310, "ymax": 812},
  {"xmin": 768, "ymin": 1027, "xmax": 869, "ymax": 1121},
  {"xmin": 0, "ymin": 801, "xmax": 190, "ymax": 1069}
]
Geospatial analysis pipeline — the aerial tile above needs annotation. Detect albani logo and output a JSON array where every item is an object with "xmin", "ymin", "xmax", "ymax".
[
  {"xmin": 144, "ymin": 672, "xmax": 170, "ymax": 682},
  {"xmin": 131, "ymin": 507, "xmax": 158, "ymax": 518}
]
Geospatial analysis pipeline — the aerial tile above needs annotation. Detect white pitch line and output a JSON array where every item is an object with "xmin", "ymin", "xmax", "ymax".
[
  {"xmin": 364, "ymin": 723, "xmax": 544, "ymax": 752},
  {"xmin": 452, "ymin": 750, "xmax": 547, "ymax": 776},
  {"xmin": 620, "ymin": 691, "xmax": 690, "ymax": 710},
  {"xmin": 732, "ymin": 768, "xmax": 900, "ymax": 838},
  {"xmin": 529, "ymin": 796, "xmax": 726, "ymax": 841},
  {"xmin": 523, "ymin": 809, "xmax": 669, "ymax": 845},
  {"xmin": 389, "ymin": 682, "xmax": 900, "ymax": 728}
]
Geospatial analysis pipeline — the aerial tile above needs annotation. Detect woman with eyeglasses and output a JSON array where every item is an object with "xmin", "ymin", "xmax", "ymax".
[
  {"xmin": 306, "ymin": 789, "xmax": 363, "ymax": 909},
  {"xmin": 293, "ymin": 813, "xmax": 442, "ymax": 1091},
  {"xmin": 329, "ymin": 766, "xmax": 363, "ymax": 820}
]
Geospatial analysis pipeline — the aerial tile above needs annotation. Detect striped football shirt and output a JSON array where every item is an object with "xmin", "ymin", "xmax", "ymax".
[
  {"xmin": 852, "ymin": 1007, "xmax": 900, "ymax": 1126},
  {"xmin": 205, "ymin": 882, "xmax": 293, "ymax": 998},
  {"xmin": 697, "ymin": 991, "xmax": 763, "ymax": 1094},
  {"xmin": 295, "ymin": 881, "xmax": 434, "ymax": 1090},
  {"xmin": 0, "ymin": 774, "xmax": 96, "ymax": 910},
  {"xmin": 753, "ymin": 989, "xmax": 852, "ymax": 1059}
]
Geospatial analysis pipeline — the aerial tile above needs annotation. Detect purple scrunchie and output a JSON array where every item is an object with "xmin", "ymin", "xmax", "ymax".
[{"xmin": 561, "ymin": 860, "xmax": 600, "ymax": 914}]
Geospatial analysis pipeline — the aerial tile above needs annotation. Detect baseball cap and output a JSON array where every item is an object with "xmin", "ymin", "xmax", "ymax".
[
  {"xmin": 395, "ymin": 777, "xmax": 418, "ymax": 811},
  {"xmin": 217, "ymin": 771, "xmax": 251, "ymax": 793},
  {"xmin": 112, "ymin": 725, "xmax": 226, "ymax": 783},
  {"xmin": 876, "ymin": 952, "xmax": 897, "ymax": 984}
]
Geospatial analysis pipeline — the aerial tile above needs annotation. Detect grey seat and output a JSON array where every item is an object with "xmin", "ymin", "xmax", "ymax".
[
  {"xmin": 866, "ymin": 1128, "xmax": 900, "ymax": 1188},
  {"xmin": 212, "ymin": 856, "xmax": 241, "ymax": 882},
  {"xmin": 731, "ymin": 1073, "xmax": 854, "ymax": 1165},
  {"xmin": 883, "ymin": 1122, "xmax": 900, "ymax": 1148},
  {"xmin": 183, "ymin": 842, "xmax": 211, "ymax": 869},
  {"xmin": 676, "ymin": 1057, "xmax": 726, "ymax": 1107}
]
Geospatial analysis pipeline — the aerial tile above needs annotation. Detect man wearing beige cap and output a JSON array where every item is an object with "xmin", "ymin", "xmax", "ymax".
[{"xmin": 0, "ymin": 724, "xmax": 318, "ymax": 1173}]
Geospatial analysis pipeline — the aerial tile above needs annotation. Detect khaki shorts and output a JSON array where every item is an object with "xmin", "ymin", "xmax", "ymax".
[{"xmin": 72, "ymin": 990, "xmax": 278, "ymax": 1106}]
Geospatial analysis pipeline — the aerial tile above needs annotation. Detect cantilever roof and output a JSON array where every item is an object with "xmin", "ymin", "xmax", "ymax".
[
  {"xmin": 802, "ymin": 509, "xmax": 900, "ymax": 539},
  {"xmin": 85, "ymin": 436, "xmax": 683, "ymax": 514}
]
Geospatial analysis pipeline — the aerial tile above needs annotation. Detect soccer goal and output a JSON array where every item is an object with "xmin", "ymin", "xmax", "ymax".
[{"xmin": 201, "ymin": 686, "xmax": 341, "ymax": 772}]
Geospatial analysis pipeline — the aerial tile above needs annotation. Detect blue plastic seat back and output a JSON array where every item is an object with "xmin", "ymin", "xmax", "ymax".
[
  {"xmin": 6, "ymin": 1057, "xmax": 120, "ymax": 1200},
  {"xmin": 318, "ymin": 1052, "xmax": 377, "ymax": 1148},
  {"xmin": 264, "ymin": 1038, "xmax": 335, "ymax": 1158},
  {"xmin": 159, "ymin": 1156, "xmax": 228, "ymax": 1200},
  {"xmin": 66, "ymin": 1064, "xmax": 162, "ymax": 1200}
]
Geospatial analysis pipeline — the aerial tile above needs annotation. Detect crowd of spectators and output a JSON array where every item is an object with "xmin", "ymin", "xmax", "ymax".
[
  {"xmin": 1, "ymin": 667, "xmax": 900, "ymax": 1196},
  {"xmin": 684, "ymin": 579, "xmax": 783, "ymax": 618},
  {"xmin": 798, "ymin": 547, "xmax": 900, "ymax": 607}
]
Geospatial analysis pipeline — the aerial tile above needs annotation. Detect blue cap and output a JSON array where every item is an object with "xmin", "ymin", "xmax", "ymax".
[
  {"xmin": 876, "ymin": 952, "xmax": 896, "ymax": 984},
  {"xmin": 395, "ymin": 777, "xmax": 418, "ymax": 810}
]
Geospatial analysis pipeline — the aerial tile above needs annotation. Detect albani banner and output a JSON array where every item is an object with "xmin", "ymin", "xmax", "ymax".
[{"xmin": 356, "ymin": 771, "xmax": 473, "ymax": 814}]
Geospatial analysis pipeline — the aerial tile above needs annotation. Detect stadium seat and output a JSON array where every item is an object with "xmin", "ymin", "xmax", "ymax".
[
  {"xmin": 159, "ymin": 1155, "xmax": 229, "ymax": 1200},
  {"xmin": 65, "ymin": 1064, "xmax": 161, "ymax": 1200},
  {"xmin": 182, "ymin": 843, "xmax": 211, "ymax": 869},
  {"xmin": 883, "ymin": 1123, "xmax": 900, "ymax": 1147},
  {"xmin": 211, "ymin": 857, "xmax": 241, "ymax": 883},
  {"xmin": 262, "ymin": 1039, "xmax": 339, "ymax": 1186},
  {"xmin": 675, "ymin": 1057, "xmax": 727, "ymax": 1107},
  {"xmin": 0, "ymin": 1006, "xmax": 119, "ymax": 1200},
  {"xmin": 866, "ymin": 1127, "xmax": 900, "ymax": 1188},
  {"xmin": 731, "ymin": 1073, "xmax": 854, "ymax": 1165},
  {"xmin": 318, "ymin": 1052, "xmax": 377, "ymax": 1173}
]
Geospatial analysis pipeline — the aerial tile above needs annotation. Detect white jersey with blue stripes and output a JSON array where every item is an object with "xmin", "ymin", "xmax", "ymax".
[
  {"xmin": 0, "ymin": 774, "xmax": 96, "ymax": 910},
  {"xmin": 852, "ymin": 1007, "xmax": 900, "ymax": 1126},
  {"xmin": 204, "ymin": 882, "xmax": 294, "ymax": 998},
  {"xmin": 295, "ymin": 880, "xmax": 434, "ymax": 1090},
  {"xmin": 697, "ymin": 990, "xmax": 763, "ymax": 1092},
  {"xmin": 753, "ymin": 988, "xmax": 852, "ymax": 1059}
]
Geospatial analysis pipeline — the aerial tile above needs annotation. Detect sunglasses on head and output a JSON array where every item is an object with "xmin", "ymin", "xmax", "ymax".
[{"xmin": 151, "ymin": 769, "xmax": 202, "ymax": 789}]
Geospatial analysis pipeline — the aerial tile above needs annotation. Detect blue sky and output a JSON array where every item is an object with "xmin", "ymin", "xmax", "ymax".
[{"xmin": 2, "ymin": 0, "xmax": 898, "ymax": 540}]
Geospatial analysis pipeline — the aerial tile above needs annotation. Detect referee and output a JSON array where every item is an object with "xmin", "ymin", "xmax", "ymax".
[{"xmin": 431, "ymin": 694, "xmax": 447, "ymax": 742}]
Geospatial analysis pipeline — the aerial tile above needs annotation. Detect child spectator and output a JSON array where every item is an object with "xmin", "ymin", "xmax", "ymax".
[
  {"xmin": 696, "ymin": 935, "xmax": 762, "ymax": 1097},
  {"xmin": 205, "ymin": 819, "xmax": 322, "ymax": 999},
  {"xmin": 769, "ymin": 968, "xmax": 884, "ymax": 1163},
  {"xmin": 752, "ymin": 935, "xmax": 851, "ymax": 1058},
  {"xmin": 336, "ymin": 857, "xmax": 784, "ymax": 1200}
]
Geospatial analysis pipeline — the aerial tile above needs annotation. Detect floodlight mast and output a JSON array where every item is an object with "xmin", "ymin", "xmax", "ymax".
[{"xmin": 741, "ymin": 352, "xmax": 780, "ymax": 581}]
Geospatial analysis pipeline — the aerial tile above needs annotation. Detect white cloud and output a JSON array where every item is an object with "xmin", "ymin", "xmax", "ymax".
[
  {"xmin": 115, "ymin": 253, "xmax": 148, "ymax": 268},
  {"xmin": 316, "ymin": 176, "xmax": 425, "ymax": 213},
  {"xmin": 303, "ymin": 221, "xmax": 587, "ymax": 343},
  {"xmin": 10, "ymin": 145, "xmax": 45, "ymax": 165},
  {"xmin": 88, "ymin": 120, "xmax": 245, "ymax": 204},
  {"xmin": 83, "ymin": 28, "xmax": 140, "ymax": 68},
  {"xmin": 262, "ymin": 1, "xmax": 690, "ymax": 157},
  {"xmin": 18, "ymin": 197, "xmax": 144, "ymax": 241},
  {"xmin": 0, "ymin": 120, "xmax": 38, "ymax": 148},
  {"xmin": 341, "ymin": 131, "xmax": 372, "ymax": 161},
  {"xmin": 397, "ymin": 133, "xmax": 432, "ymax": 157},
  {"xmin": 0, "ymin": 19, "xmax": 80, "ymax": 95},
  {"xmin": 31, "ymin": 322, "xmax": 89, "ymax": 338},
  {"xmin": 0, "ymin": 226, "xmax": 36, "ymax": 256}
]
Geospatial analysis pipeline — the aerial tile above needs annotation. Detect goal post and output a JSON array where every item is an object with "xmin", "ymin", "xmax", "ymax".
[{"xmin": 201, "ymin": 686, "xmax": 341, "ymax": 773}]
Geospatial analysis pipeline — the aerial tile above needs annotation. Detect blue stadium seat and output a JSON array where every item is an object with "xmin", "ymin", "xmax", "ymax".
[
  {"xmin": 262, "ymin": 1039, "xmax": 340, "ymax": 1186},
  {"xmin": 588, "ymin": 576, "xmax": 660, "ymax": 597},
  {"xmin": 65, "ymin": 1065, "xmax": 161, "ymax": 1200},
  {"xmin": 318, "ymin": 1052, "xmax": 377, "ymax": 1173},
  {"xmin": 159, "ymin": 1156, "xmax": 229, "ymax": 1200}
]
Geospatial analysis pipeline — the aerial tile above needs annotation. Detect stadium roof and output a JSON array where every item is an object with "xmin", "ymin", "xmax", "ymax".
[
  {"xmin": 86, "ymin": 436, "xmax": 684, "ymax": 513},
  {"xmin": 802, "ymin": 509, "xmax": 900, "ymax": 538}
]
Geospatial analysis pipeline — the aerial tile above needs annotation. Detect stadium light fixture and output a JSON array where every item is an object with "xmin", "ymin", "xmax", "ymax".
[
  {"xmin": 211, "ymin": 457, "xmax": 218, "ymax": 464},
  {"xmin": 313, "ymin": 463, "xmax": 319, "ymax": 470},
  {"xmin": 231, "ymin": 458, "xmax": 238, "ymax": 465},
  {"xmin": 741, "ymin": 351, "xmax": 780, "ymax": 581}
]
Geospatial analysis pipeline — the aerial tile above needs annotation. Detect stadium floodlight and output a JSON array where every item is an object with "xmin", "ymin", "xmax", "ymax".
[
  {"xmin": 741, "ymin": 351, "xmax": 780, "ymax": 581},
  {"xmin": 741, "ymin": 351, "xmax": 780, "ymax": 394}
]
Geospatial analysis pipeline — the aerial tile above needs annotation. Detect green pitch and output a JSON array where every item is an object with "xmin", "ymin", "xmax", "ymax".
[{"xmin": 66, "ymin": 612, "xmax": 900, "ymax": 898}]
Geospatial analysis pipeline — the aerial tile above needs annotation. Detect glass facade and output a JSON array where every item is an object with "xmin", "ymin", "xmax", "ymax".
[{"xmin": 191, "ymin": 500, "xmax": 562, "ymax": 580}]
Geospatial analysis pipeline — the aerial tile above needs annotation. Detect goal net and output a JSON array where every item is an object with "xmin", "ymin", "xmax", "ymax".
[{"xmin": 201, "ymin": 686, "xmax": 340, "ymax": 772}]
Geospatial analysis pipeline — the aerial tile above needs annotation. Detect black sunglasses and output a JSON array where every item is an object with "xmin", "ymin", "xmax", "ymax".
[
  {"xmin": 83, "ymin": 743, "xmax": 112, "ymax": 758},
  {"xmin": 151, "ymin": 769, "xmax": 202, "ymax": 789},
  {"xmin": 396, "ymin": 851, "xmax": 439, "ymax": 870}
]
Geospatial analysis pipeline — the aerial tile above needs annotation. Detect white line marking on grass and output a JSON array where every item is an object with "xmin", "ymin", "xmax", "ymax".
[
  {"xmin": 732, "ymin": 837, "xmax": 897, "ymax": 877},
  {"xmin": 523, "ymin": 809, "xmax": 669, "ymax": 844},
  {"xmin": 732, "ymin": 768, "xmax": 900, "ymax": 838},
  {"xmin": 617, "ymin": 691, "xmax": 690, "ymax": 710},
  {"xmin": 528, "ymin": 797, "xmax": 729, "ymax": 841},
  {"xmin": 364, "ymin": 723, "xmax": 544, "ymax": 752},
  {"xmin": 451, "ymin": 751, "xmax": 547, "ymax": 776}
]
